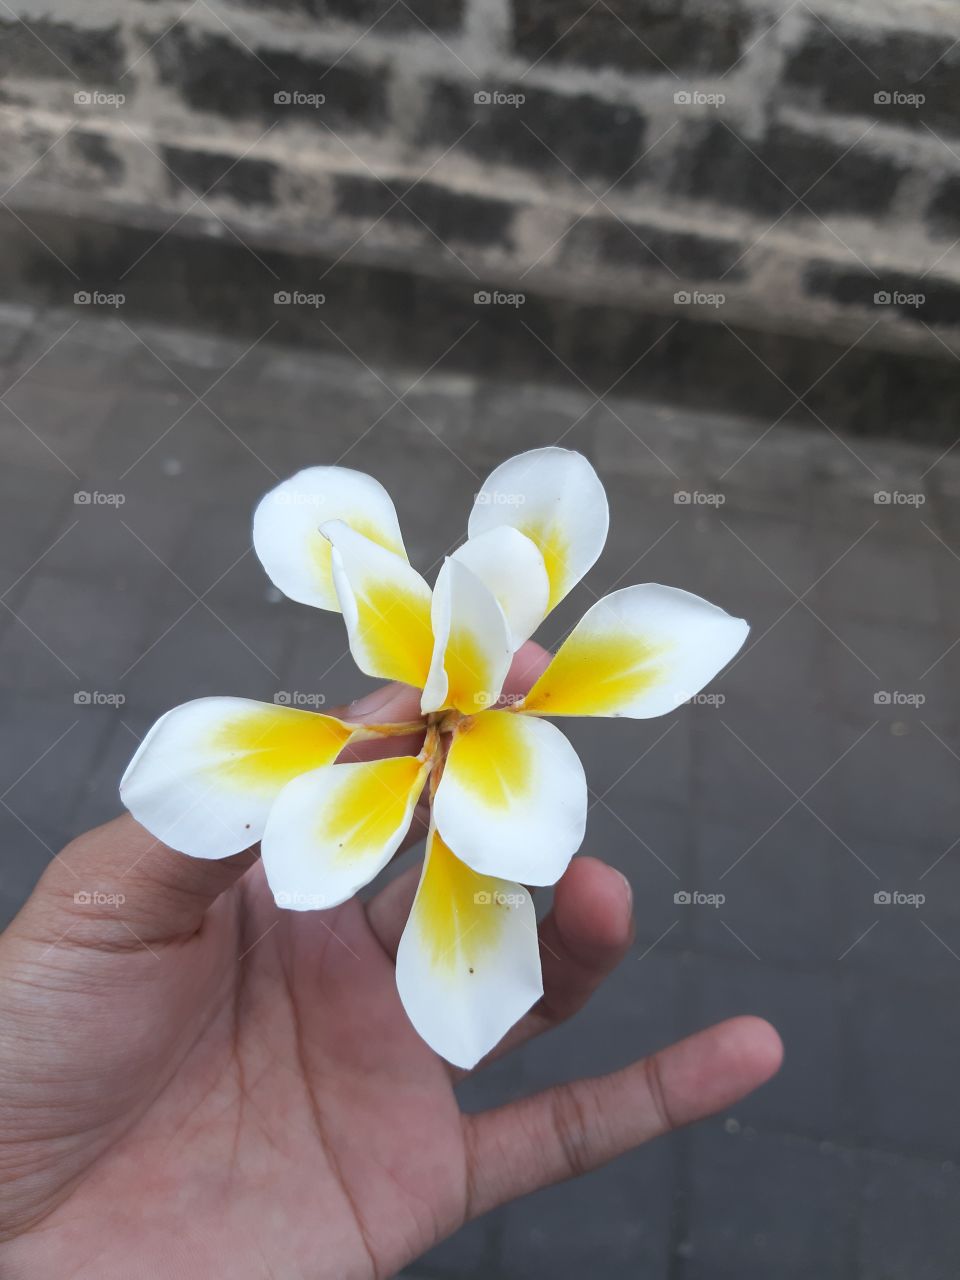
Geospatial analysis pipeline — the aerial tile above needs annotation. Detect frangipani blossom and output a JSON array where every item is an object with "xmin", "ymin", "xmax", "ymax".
[{"xmin": 121, "ymin": 448, "xmax": 748, "ymax": 1068}]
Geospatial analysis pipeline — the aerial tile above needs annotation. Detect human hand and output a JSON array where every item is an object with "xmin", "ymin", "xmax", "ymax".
[{"xmin": 0, "ymin": 645, "xmax": 782, "ymax": 1279}]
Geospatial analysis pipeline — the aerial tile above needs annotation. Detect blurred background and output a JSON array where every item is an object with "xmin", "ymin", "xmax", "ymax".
[{"xmin": 2, "ymin": 0, "xmax": 960, "ymax": 1275}]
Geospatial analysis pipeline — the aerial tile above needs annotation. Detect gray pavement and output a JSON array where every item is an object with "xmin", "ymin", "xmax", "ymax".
[{"xmin": 2, "ymin": 299, "xmax": 960, "ymax": 1278}]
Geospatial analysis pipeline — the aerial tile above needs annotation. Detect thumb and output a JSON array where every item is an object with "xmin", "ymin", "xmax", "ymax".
[{"xmin": 10, "ymin": 814, "xmax": 257, "ymax": 952}]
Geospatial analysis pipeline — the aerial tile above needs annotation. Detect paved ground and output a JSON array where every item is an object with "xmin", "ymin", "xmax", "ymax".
[{"xmin": 2, "ymin": 298, "xmax": 960, "ymax": 1278}]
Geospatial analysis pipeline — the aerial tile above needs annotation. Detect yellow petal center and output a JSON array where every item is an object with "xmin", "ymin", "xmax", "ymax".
[
  {"xmin": 517, "ymin": 519, "xmax": 568, "ymax": 610},
  {"xmin": 211, "ymin": 708, "xmax": 352, "ymax": 789},
  {"xmin": 524, "ymin": 632, "xmax": 671, "ymax": 716},
  {"xmin": 323, "ymin": 756, "xmax": 426, "ymax": 864},
  {"xmin": 445, "ymin": 710, "xmax": 533, "ymax": 807},
  {"xmin": 356, "ymin": 579, "xmax": 434, "ymax": 687},
  {"xmin": 415, "ymin": 830, "xmax": 509, "ymax": 970},
  {"xmin": 311, "ymin": 518, "xmax": 403, "ymax": 597},
  {"xmin": 444, "ymin": 623, "xmax": 495, "ymax": 714}
]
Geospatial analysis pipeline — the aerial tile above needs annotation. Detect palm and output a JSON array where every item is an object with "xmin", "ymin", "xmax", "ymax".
[
  {"xmin": 2, "ymin": 861, "xmax": 466, "ymax": 1279},
  {"xmin": 1, "ymin": 815, "xmax": 781, "ymax": 1280}
]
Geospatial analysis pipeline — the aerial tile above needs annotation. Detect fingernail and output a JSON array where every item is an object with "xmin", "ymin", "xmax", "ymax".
[
  {"xmin": 346, "ymin": 684, "xmax": 404, "ymax": 720},
  {"xmin": 618, "ymin": 871, "xmax": 633, "ymax": 912}
]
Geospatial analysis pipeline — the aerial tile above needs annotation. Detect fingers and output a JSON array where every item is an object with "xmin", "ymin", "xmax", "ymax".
[
  {"xmin": 367, "ymin": 856, "xmax": 632, "ymax": 1042},
  {"xmin": 366, "ymin": 855, "xmax": 633, "ymax": 1084},
  {"xmin": 501, "ymin": 639, "xmax": 553, "ymax": 698},
  {"xmin": 15, "ymin": 814, "xmax": 257, "ymax": 950},
  {"xmin": 473, "ymin": 857, "xmax": 634, "ymax": 1067},
  {"xmin": 365, "ymin": 858, "xmax": 420, "ymax": 958},
  {"xmin": 336, "ymin": 638, "xmax": 552, "ymax": 764},
  {"xmin": 462, "ymin": 1015, "xmax": 783, "ymax": 1218},
  {"xmin": 335, "ymin": 682, "xmax": 427, "ymax": 765}
]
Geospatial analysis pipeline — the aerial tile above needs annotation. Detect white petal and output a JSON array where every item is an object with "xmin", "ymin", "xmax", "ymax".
[
  {"xmin": 253, "ymin": 466, "xmax": 407, "ymax": 612},
  {"xmin": 323, "ymin": 520, "xmax": 434, "ymax": 689},
  {"xmin": 433, "ymin": 710, "xmax": 587, "ymax": 885},
  {"xmin": 421, "ymin": 559, "xmax": 512, "ymax": 716},
  {"xmin": 450, "ymin": 527, "xmax": 550, "ymax": 649},
  {"xmin": 396, "ymin": 826, "xmax": 542, "ymax": 1069},
  {"xmin": 262, "ymin": 754, "xmax": 428, "ymax": 911},
  {"xmin": 120, "ymin": 697, "xmax": 354, "ymax": 859},
  {"xmin": 522, "ymin": 584, "xmax": 749, "ymax": 718},
  {"xmin": 468, "ymin": 447, "xmax": 609, "ymax": 611}
]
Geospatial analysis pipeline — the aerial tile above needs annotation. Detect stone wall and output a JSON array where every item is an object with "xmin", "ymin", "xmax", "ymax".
[{"xmin": 1, "ymin": 0, "xmax": 959, "ymax": 395}]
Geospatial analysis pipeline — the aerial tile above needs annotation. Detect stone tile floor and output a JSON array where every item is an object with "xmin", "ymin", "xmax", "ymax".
[{"xmin": 2, "ymin": 299, "xmax": 960, "ymax": 1278}]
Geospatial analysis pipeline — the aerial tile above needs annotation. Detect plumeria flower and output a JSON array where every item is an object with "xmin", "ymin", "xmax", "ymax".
[{"xmin": 121, "ymin": 448, "xmax": 747, "ymax": 1068}]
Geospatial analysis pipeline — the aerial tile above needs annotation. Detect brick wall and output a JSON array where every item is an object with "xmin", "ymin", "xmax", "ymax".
[{"xmin": 1, "ymin": 0, "xmax": 960, "ymax": 363}]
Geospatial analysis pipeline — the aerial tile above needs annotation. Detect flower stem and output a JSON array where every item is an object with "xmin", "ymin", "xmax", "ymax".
[{"xmin": 346, "ymin": 719, "xmax": 427, "ymax": 742}]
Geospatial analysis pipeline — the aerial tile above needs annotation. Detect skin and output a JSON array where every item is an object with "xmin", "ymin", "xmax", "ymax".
[{"xmin": 0, "ymin": 644, "xmax": 782, "ymax": 1279}]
